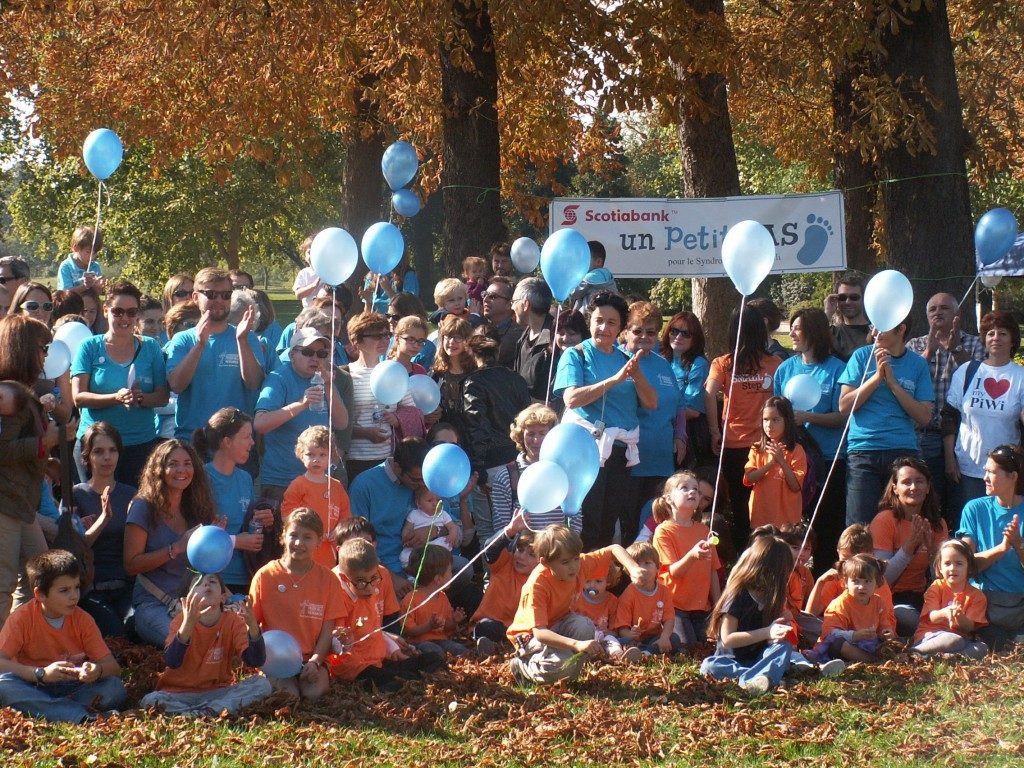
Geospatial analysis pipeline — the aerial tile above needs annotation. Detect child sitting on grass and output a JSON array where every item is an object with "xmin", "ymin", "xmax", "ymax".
[
  {"xmin": 614, "ymin": 542, "xmax": 680, "ymax": 656},
  {"xmin": 401, "ymin": 545, "xmax": 468, "ymax": 656},
  {"xmin": 471, "ymin": 511, "xmax": 538, "ymax": 654},
  {"xmin": 506, "ymin": 524, "xmax": 644, "ymax": 685},
  {"xmin": 141, "ymin": 573, "xmax": 270, "ymax": 716},
  {"xmin": 575, "ymin": 560, "xmax": 641, "ymax": 663},
  {"xmin": 0, "ymin": 551, "xmax": 126, "ymax": 723},
  {"xmin": 911, "ymin": 540, "xmax": 988, "ymax": 659},
  {"xmin": 810, "ymin": 554, "xmax": 896, "ymax": 664}
]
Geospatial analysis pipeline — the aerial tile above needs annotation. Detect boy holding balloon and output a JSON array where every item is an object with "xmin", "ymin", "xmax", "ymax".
[{"xmin": 57, "ymin": 227, "xmax": 106, "ymax": 295}]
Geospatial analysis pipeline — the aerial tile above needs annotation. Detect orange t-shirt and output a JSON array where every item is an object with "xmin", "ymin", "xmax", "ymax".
[
  {"xmin": 708, "ymin": 353, "xmax": 781, "ymax": 448},
  {"xmin": 327, "ymin": 564, "xmax": 398, "ymax": 681},
  {"xmin": 471, "ymin": 549, "xmax": 530, "ymax": 627},
  {"xmin": 807, "ymin": 572, "xmax": 896, "ymax": 627},
  {"xmin": 820, "ymin": 590, "xmax": 896, "ymax": 641},
  {"xmin": 913, "ymin": 579, "xmax": 989, "ymax": 642},
  {"xmin": 157, "ymin": 611, "xmax": 252, "ymax": 692},
  {"xmin": 0, "ymin": 600, "xmax": 109, "ymax": 668},
  {"xmin": 575, "ymin": 593, "xmax": 618, "ymax": 632},
  {"xmin": 743, "ymin": 443, "xmax": 807, "ymax": 529},
  {"xmin": 281, "ymin": 474, "xmax": 351, "ymax": 569},
  {"xmin": 249, "ymin": 559, "xmax": 345, "ymax": 658},
  {"xmin": 400, "ymin": 587, "xmax": 455, "ymax": 642},
  {"xmin": 869, "ymin": 510, "xmax": 948, "ymax": 595},
  {"xmin": 612, "ymin": 582, "xmax": 673, "ymax": 640},
  {"xmin": 786, "ymin": 564, "xmax": 814, "ymax": 617},
  {"xmin": 507, "ymin": 549, "xmax": 613, "ymax": 644},
  {"xmin": 654, "ymin": 520, "xmax": 720, "ymax": 611}
]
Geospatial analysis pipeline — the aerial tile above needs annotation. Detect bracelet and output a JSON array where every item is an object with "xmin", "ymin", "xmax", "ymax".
[{"xmin": 168, "ymin": 544, "xmax": 177, "ymax": 560}]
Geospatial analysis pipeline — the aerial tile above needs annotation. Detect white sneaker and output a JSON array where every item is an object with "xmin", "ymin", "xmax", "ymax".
[
  {"xmin": 739, "ymin": 674, "xmax": 771, "ymax": 695},
  {"xmin": 819, "ymin": 658, "xmax": 845, "ymax": 678},
  {"xmin": 620, "ymin": 646, "xmax": 644, "ymax": 664},
  {"xmin": 509, "ymin": 657, "xmax": 531, "ymax": 686}
]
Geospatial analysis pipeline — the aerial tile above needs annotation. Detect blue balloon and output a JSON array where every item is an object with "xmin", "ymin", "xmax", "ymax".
[
  {"xmin": 541, "ymin": 228, "xmax": 591, "ymax": 302},
  {"xmin": 381, "ymin": 141, "xmax": 419, "ymax": 191},
  {"xmin": 517, "ymin": 460, "xmax": 569, "ymax": 515},
  {"xmin": 82, "ymin": 128, "xmax": 124, "ymax": 180},
  {"xmin": 262, "ymin": 630, "xmax": 303, "ymax": 679},
  {"xmin": 721, "ymin": 220, "xmax": 776, "ymax": 296},
  {"xmin": 186, "ymin": 525, "xmax": 234, "ymax": 575},
  {"xmin": 863, "ymin": 269, "xmax": 914, "ymax": 333},
  {"xmin": 975, "ymin": 207, "xmax": 1018, "ymax": 267},
  {"xmin": 782, "ymin": 373, "xmax": 822, "ymax": 412},
  {"xmin": 361, "ymin": 222, "xmax": 405, "ymax": 275},
  {"xmin": 310, "ymin": 227, "xmax": 359, "ymax": 286},
  {"xmin": 538, "ymin": 423, "xmax": 600, "ymax": 516},
  {"xmin": 422, "ymin": 443, "xmax": 471, "ymax": 499},
  {"xmin": 392, "ymin": 188, "xmax": 421, "ymax": 217},
  {"xmin": 369, "ymin": 360, "xmax": 409, "ymax": 406},
  {"xmin": 408, "ymin": 374, "xmax": 441, "ymax": 413}
]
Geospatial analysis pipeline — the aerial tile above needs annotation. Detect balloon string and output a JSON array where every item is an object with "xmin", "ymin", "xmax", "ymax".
[
  {"xmin": 326, "ymin": 303, "xmax": 336, "ymax": 529},
  {"xmin": 706, "ymin": 297, "xmax": 746, "ymax": 542},
  {"xmin": 85, "ymin": 181, "xmax": 103, "ymax": 275},
  {"xmin": 544, "ymin": 304, "xmax": 563, "ymax": 407},
  {"xmin": 791, "ymin": 340, "xmax": 877, "ymax": 580},
  {"xmin": 958, "ymin": 276, "xmax": 978, "ymax": 309}
]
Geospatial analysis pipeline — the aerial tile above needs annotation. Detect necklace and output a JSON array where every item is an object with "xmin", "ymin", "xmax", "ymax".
[{"xmin": 283, "ymin": 561, "xmax": 314, "ymax": 590}]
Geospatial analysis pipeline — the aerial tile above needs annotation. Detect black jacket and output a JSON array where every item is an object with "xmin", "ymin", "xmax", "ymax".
[{"xmin": 462, "ymin": 364, "xmax": 532, "ymax": 471}]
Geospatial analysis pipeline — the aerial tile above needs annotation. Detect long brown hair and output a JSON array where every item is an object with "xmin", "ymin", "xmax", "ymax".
[
  {"xmin": 877, "ymin": 456, "xmax": 943, "ymax": 530},
  {"xmin": 0, "ymin": 315, "xmax": 51, "ymax": 385},
  {"xmin": 135, "ymin": 439, "xmax": 215, "ymax": 529},
  {"xmin": 659, "ymin": 310, "xmax": 706, "ymax": 362},
  {"xmin": 708, "ymin": 536, "xmax": 793, "ymax": 640},
  {"xmin": 433, "ymin": 315, "xmax": 477, "ymax": 375}
]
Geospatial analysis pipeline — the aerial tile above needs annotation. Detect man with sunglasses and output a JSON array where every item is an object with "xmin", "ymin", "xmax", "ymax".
[
  {"xmin": 0, "ymin": 256, "xmax": 30, "ymax": 298},
  {"xmin": 481, "ymin": 276, "xmax": 523, "ymax": 368},
  {"xmin": 166, "ymin": 268, "xmax": 266, "ymax": 440},
  {"xmin": 824, "ymin": 272, "xmax": 872, "ymax": 362}
]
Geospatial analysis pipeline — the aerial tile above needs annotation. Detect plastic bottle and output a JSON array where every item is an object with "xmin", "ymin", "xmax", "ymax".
[{"xmin": 309, "ymin": 371, "xmax": 327, "ymax": 413}]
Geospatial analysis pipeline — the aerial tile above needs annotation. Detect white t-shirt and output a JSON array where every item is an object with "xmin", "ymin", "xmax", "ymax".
[
  {"xmin": 292, "ymin": 266, "xmax": 320, "ymax": 308},
  {"xmin": 947, "ymin": 360, "xmax": 1024, "ymax": 478},
  {"xmin": 399, "ymin": 507, "xmax": 455, "ymax": 567}
]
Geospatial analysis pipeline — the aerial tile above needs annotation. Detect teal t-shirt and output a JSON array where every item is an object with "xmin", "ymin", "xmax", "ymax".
[
  {"xmin": 205, "ymin": 462, "xmax": 254, "ymax": 587},
  {"xmin": 671, "ymin": 355, "xmax": 710, "ymax": 414},
  {"xmin": 774, "ymin": 354, "xmax": 847, "ymax": 458},
  {"xmin": 553, "ymin": 338, "xmax": 640, "ymax": 430},
  {"xmin": 632, "ymin": 350, "xmax": 680, "ymax": 478}
]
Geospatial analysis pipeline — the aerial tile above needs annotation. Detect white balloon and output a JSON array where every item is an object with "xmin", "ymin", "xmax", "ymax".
[
  {"xmin": 863, "ymin": 270, "xmax": 914, "ymax": 333},
  {"xmin": 721, "ymin": 220, "xmax": 776, "ymax": 296},
  {"xmin": 42, "ymin": 340, "xmax": 72, "ymax": 379},
  {"xmin": 53, "ymin": 322, "xmax": 93, "ymax": 358},
  {"xmin": 981, "ymin": 274, "xmax": 1002, "ymax": 288},
  {"xmin": 510, "ymin": 237, "xmax": 541, "ymax": 273}
]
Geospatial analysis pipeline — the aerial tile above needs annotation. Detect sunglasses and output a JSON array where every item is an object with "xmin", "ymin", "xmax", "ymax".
[
  {"xmin": 196, "ymin": 289, "xmax": 233, "ymax": 301},
  {"xmin": 669, "ymin": 327, "xmax": 692, "ymax": 339},
  {"xmin": 837, "ymin": 294, "xmax": 861, "ymax": 302},
  {"xmin": 399, "ymin": 335, "xmax": 426, "ymax": 346},
  {"xmin": 21, "ymin": 301, "xmax": 53, "ymax": 312},
  {"xmin": 385, "ymin": 313, "xmax": 401, "ymax": 323},
  {"xmin": 109, "ymin": 307, "xmax": 139, "ymax": 318},
  {"xmin": 172, "ymin": 289, "xmax": 192, "ymax": 299},
  {"xmin": 38, "ymin": 343, "xmax": 50, "ymax": 354},
  {"xmin": 629, "ymin": 327, "xmax": 659, "ymax": 337},
  {"xmin": 298, "ymin": 348, "xmax": 330, "ymax": 359}
]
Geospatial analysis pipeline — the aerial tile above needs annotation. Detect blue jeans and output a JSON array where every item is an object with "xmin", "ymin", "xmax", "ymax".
[
  {"xmin": 133, "ymin": 599, "xmax": 174, "ymax": 647},
  {"xmin": 631, "ymin": 633, "xmax": 683, "ymax": 655},
  {"xmin": 951, "ymin": 474, "xmax": 986, "ymax": 531},
  {"xmin": 0, "ymin": 673, "xmax": 126, "ymax": 723},
  {"xmin": 700, "ymin": 640, "xmax": 794, "ymax": 689},
  {"xmin": 81, "ymin": 586, "xmax": 133, "ymax": 638},
  {"xmin": 674, "ymin": 609, "xmax": 709, "ymax": 647},
  {"xmin": 919, "ymin": 431, "xmax": 951, "ymax": 521},
  {"xmin": 414, "ymin": 639, "xmax": 469, "ymax": 656},
  {"xmin": 846, "ymin": 449, "xmax": 920, "ymax": 525}
]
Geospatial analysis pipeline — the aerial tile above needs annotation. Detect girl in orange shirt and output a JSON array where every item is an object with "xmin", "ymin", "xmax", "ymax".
[
  {"xmin": 743, "ymin": 397, "xmax": 807, "ymax": 531},
  {"xmin": 811, "ymin": 555, "xmax": 896, "ymax": 663},
  {"xmin": 911, "ymin": 540, "xmax": 988, "ymax": 659}
]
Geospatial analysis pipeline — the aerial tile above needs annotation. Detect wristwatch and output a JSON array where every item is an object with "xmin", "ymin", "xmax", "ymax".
[{"xmin": 33, "ymin": 666, "xmax": 44, "ymax": 684}]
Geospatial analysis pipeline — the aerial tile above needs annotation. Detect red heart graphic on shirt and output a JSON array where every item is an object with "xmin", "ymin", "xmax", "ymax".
[{"xmin": 984, "ymin": 377, "xmax": 1010, "ymax": 399}]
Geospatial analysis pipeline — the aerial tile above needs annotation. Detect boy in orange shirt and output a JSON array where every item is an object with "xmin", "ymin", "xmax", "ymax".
[
  {"xmin": 141, "ymin": 573, "xmax": 271, "ymax": 715},
  {"xmin": 0, "ymin": 551, "xmax": 126, "ymax": 723},
  {"xmin": 471, "ymin": 512, "xmax": 538, "ymax": 654},
  {"xmin": 811, "ymin": 554, "xmax": 896, "ymax": 663},
  {"xmin": 329, "ymin": 538, "xmax": 443, "ymax": 691},
  {"xmin": 780, "ymin": 523, "xmax": 817, "ymax": 647},
  {"xmin": 400, "ymin": 545, "xmax": 468, "ymax": 656},
  {"xmin": 911, "ymin": 540, "xmax": 988, "ymax": 659},
  {"xmin": 281, "ymin": 426, "xmax": 350, "ymax": 568},
  {"xmin": 507, "ymin": 524, "xmax": 644, "ymax": 685},
  {"xmin": 613, "ymin": 542, "xmax": 680, "ymax": 656}
]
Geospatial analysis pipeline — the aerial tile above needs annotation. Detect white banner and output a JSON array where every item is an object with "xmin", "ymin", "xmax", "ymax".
[{"xmin": 549, "ymin": 192, "xmax": 847, "ymax": 278}]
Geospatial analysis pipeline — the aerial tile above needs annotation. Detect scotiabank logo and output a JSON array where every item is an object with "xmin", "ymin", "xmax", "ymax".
[{"xmin": 561, "ymin": 205, "xmax": 580, "ymax": 225}]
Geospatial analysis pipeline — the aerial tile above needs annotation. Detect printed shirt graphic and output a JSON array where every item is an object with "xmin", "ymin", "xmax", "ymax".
[
  {"xmin": 946, "ymin": 360, "xmax": 1024, "ymax": 478},
  {"xmin": 708, "ymin": 353, "xmax": 781, "ymax": 448}
]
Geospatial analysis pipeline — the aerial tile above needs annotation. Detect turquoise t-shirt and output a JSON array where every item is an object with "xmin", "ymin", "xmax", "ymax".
[
  {"xmin": 957, "ymin": 495, "xmax": 1024, "ymax": 593},
  {"xmin": 255, "ymin": 363, "xmax": 333, "ymax": 487},
  {"xmin": 838, "ymin": 345, "xmax": 933, "ymax": 452},
  {"xmin": 671, "ymin": 355, "xmax": 710, "ymax": 414},
  {"xmin": 57, "ymin": 255, "xmax": 102, "ymax": 290},
  {"xmin": 205, "ymin": 462, "xmax": 254, "ymax": 587},
  {"xmin": 165, "ymin": 326, "xmax": 266, "ymax": 439},
  {"xmin": 774, "ymin": 354, "xmax": 847, "ymax": 459},
  {"xmin": 71, "ymin": 335, "xmax": 167, "ymax": 445},
  {"xmin": 553, "ymin": 338, "xmax": 639, "ymax": 430},
  {"xmin": 632, "ymin": 350, "xmax": 681, "ymax": 478}
]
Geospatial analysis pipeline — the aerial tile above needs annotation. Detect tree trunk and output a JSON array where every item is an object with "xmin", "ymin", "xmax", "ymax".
[
  {"xmin": 877, "ymin": 0, "xmax": 973, "ymax": 330},
  {"xmin": 408, "ymin": 188, "xmax": 443, "ymax": 303},
  {"xmin": 674, "ymin": 0, "xmax": 743, "ymax": 358},
  {"xmin": 439, "ymin": 0, "xmax": 505, "ymax": 278}
]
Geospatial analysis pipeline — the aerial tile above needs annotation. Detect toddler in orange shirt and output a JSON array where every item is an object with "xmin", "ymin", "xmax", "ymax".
[
  {"xmin": 614, "ymin": 542, "xmax": 680, "ymax": 656},
  {"xmin": 141, "ymin": 573, "xmax": 271, "ymax": 715},
  {"xmin": 281, "ymin": 426, "xmax": 350, "ymax": 569},
  {"xmin": 576, "ymin": 560, "xmax": 641, "ymax": 663},
  {"xmin": 743, "ymin": 397, "xmax": 807, "ymax": 530},
  {"xmin": 400, "ymin": 545, "xmax": 468, "ymax": 656},
  {"xmin": 811, "ymin": 554, "xmax": 896, "ymax": 663},
  {"xmin": 911, "ymin": 540, "xmax": 988, "ymax": 659},
  {"xmin": 471, "ymin": 511, "xmax": 538, "ymax": 654}
]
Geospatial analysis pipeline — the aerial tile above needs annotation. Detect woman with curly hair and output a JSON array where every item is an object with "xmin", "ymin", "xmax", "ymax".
[{"xmin": 123, "ymin": 439, "xmax": 216, "ymax": 646}]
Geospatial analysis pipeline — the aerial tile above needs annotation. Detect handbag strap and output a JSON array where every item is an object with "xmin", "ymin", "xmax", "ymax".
[{"xmin": 137, "ymin": 573, "xmax": 177, "ymax": 610}]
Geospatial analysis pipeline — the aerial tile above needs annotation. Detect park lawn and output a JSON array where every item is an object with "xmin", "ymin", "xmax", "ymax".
[{"xmin": 5, "ymin": 646, "xmax": 1023, "ymax": 768}]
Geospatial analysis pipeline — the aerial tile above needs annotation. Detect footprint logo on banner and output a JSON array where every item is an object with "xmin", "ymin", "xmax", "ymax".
[{"xmin": 797, "ymin": 214, "xmax": 834, "ymax": 266}]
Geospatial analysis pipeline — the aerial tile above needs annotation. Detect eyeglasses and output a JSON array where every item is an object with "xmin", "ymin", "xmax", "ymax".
[
  {"xmin": 385, "ymin": 313, "xmax": 401, "ymax": 323},
  {"xmin": 172, "ymin": 289, "xmax": 192, "ymax": 299},
  {"xmin": 38, "ymin": 343, "xmax": 50, "ymax": 355},
  {"xmin": 298, "ymin": 348, "xmax": 330, "ymax": 359},
  {"xmin": 21, "ymin": 301, "xmax": 53, "ymax": 312},
  {"xmin": 196, "ymin": 289, "xmax": 233, "ymax": 301},
  {"xmin": 361, "ymin": 332, "xmax": 391, "ymax": 341},
  {"xmin": 109, "ymin": 307, "xmax": 139, "ymax": 318},
  {"xmin": 837, "ymin": 294, "xmax": 861, "ymax": 302},
  {"xmin": 482, "ymin": 292, "xmax": 511, "ymax": 301},
  {"xmin": 399, "ymin": 335, "xmax": 426, "ymax": 347},
  {"xmin": 629, "ymin": 327, "xmax": 659, "ymax": 337},
  {"xmin": 346, "ymin": 573, "xmax": 382, "ymax": 590},
  {"xmin": 669, "ymin": 327, "xmax": 692, "ymax": 339}
]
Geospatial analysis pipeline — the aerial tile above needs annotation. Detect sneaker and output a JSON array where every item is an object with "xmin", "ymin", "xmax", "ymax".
[
  {"xmin": 739, "ymin": 674, "xmax": 771, "ymax": 695},
  {"xmin": 620, "ymin": 646, "xmax": 644, "ymax": 664},
  {"xmin": 476, "ymin": 636, "xmax": 499, "ymax": 657},
  {"xmin": 819, "ymin": 659, "xmax": 845, "ymax": 678},
  {"xmin": 509, "ymin": 657, "xmax": 531, "ymax": 686}
]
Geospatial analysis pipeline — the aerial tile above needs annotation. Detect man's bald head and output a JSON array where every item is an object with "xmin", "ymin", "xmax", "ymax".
[{"xmin": 926, "ymin": 292, "xmax": 960, "ymax": 333}]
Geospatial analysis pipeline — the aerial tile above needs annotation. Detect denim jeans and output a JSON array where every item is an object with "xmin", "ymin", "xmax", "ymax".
[
  {"xmin": 951, "ymin": 474, "xmax": 986, "ymax": 531},
  {"xmin": 0, "ymin": 673, "xmax": 126, "ymax": 723},
  {"xmin": 414, "ymin": 639, "xmax": 469, "ymax": 657},
  {"xmin": 140, "ymin": 674, "xmax": 272, "ymax": 715},
  {"xmin": 700, "ymin": 640, "xmax": 794, "ymax": 689},
  {"xmin": 133, "ymin": 599, "xmax": 174, "ymax": 648},
  {"xmin": 674, "ymin": 609, "xmax": 709, "ymax": 647},
  {"xmin": 846, "ymin": 449, "xmax": 920, "ymax": 525}
]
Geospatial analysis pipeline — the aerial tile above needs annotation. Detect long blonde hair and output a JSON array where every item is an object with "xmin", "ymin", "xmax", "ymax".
[
  {"xmin": 651, "ymin": 470, "xmax": 699, "ymax": 525},
  {"xmin": 708, "ymin": 536, "xmax": 792, "ymax": 640}
]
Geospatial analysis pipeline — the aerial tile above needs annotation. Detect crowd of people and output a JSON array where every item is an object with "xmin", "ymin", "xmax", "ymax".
[{"xmin": 0, "ymin": 228, "xmax": 1022, "ymax": 722}]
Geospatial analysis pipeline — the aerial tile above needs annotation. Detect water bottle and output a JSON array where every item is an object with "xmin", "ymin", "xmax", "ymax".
[{"xmin": 309, "ymin": 371, "xmax": 327, "ymax": 413}]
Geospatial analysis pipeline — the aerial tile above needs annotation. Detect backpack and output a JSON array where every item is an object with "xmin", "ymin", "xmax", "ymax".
[{"xmin": 794, "ymin": 425, "xmax": 826, "ymax": 513}]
